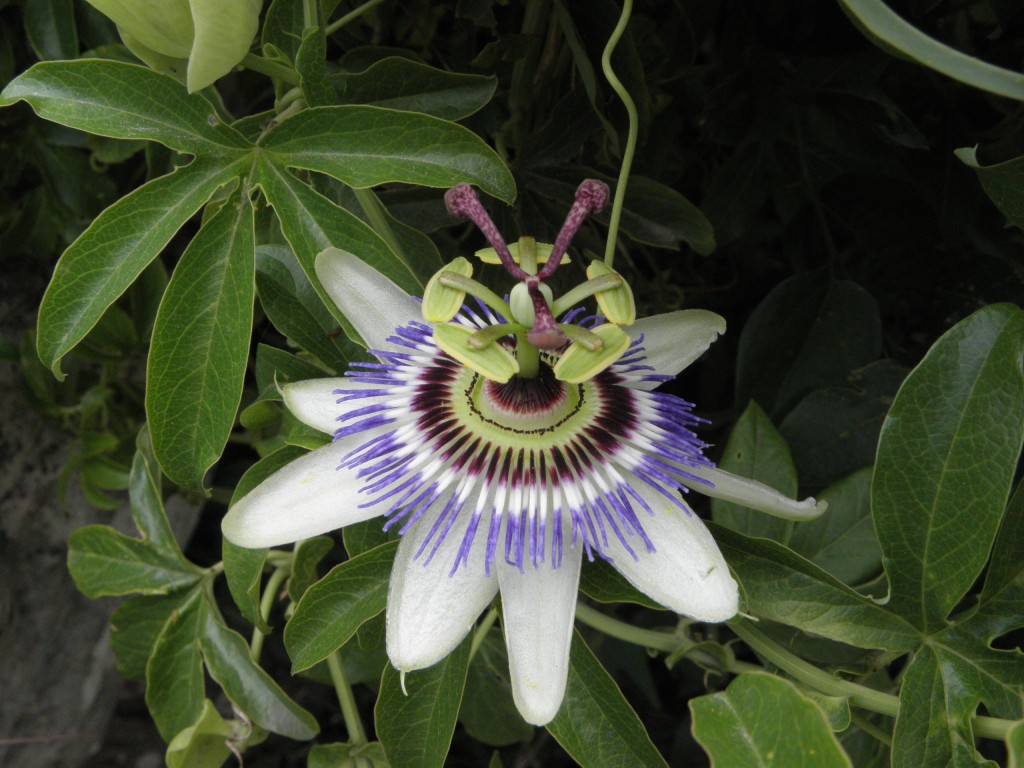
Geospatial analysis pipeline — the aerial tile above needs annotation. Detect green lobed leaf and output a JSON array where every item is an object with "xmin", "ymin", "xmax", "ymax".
[
  {"xmin": 199, "ymin": 604, "xmax": 319, "ymax": 740},
  {"xmin": 735, "ymin": 273, "xmax": 882, "ymax": 418},
  {"xmin": 890, "ymin": 644, "xmax": 1001, "ymax": 768},
  {"xmin": 787, "ymin": 468, "xmax": 883, "ymax": 586},
  {"xmin": 873, "ymin": 304, "xmax": 1024, "ymax": 633},
  {"xmin": 289, "ymin": 536, "xmax": 336, "ymax": 603},
  {"xmin": 24, "ymin": 0, "xmax": 79, "ymax": 61},
  {"xmin": 343, "ymin": 519, "xmax": 394, "ymax": 559},
  {"xmin": 308, "ymin": 742, "xmax": 391, "ymax": 768},
  {"xmin": 254, "ymin": 344, "xmax": 330, "ymax": 398},
  {"xmin": 376, "ymin": 637, "xmax": 471, "ymax": 768},
  {"xmin": 68, "ymin": 525, "xmax": 203, "ymax": 598},
  {"xmin": 255, "ymin": 245, "xmax": 361, "ymax": 370},
  {"xmin": 837, "ymin": 0, "xmax": 1024, "ymax": 102},
  {"xmin": 146, "ymin": 186, "xmax": 255, "ymax": 491},
  {"xmin": 970, "ymin": 479, "xmax": 1024, "ymax": 638},
  {"xmin": 615, "ymin": 175, "xmax": 716, "ymax": 255},
  {"xmin": 334, "ymin": 57, "xmax": 497, "ymax": 120},
  {"xmin": 36, "ymin": 157, "xmax": 244, "ymax": 378},
  {"xmin": 285, "ymin": 541, "xmax": 398, "ymax": 672},
  {"xmin": 296, "ymin": 25, "xmax": 333, "ymax": 108},
  {"xmin": 690, "ymin": 673, "xmax": 852, "ymax": 767},
  {"xmin": 127, "ymin": 443, "xmax": 183, "ymax": 556},
  {"xmin": 146, "ymin": 588, "xmax": 206, "ymax": 741},
  {"xmin": 459, "ymin": 628, "xmax": 533, "ymax": 746},
  {"xmin": 260, "ymin": 105, "xmax": 515, "ymax": 202},
  {"xmin": 0, "ymin": 59, "xmax": 250, "ymax": 152},
  {"xmin": 547, "ymin": 630, "xmax": 669, "ymax": 768},
  {"xmin": 577, "ymin": 559, "xmax": 661, "ymax": 610},
  {"xmin": 780, "ymin": 360, "xmax": 906, "ymax": 489},
  {"xmin": 222, "ymin": 540, "xmax": 269, "ymax": 633},
  {"xmin": 955, "ymin": 147, "xmax": 1024, "ymax": 231},
  {"xmin": 711, "ymin": 400, "xmax": 798, "ymax": 542},
  {"xmin": 256, "ymin": 156, "xmax": 425, "ymax": 345},
  {"xmin": 110, "ymin": 592, "xmax": 194, "ymax": 681},
  {"xmin": 165, "ymin": 699, "xmax": 233, "ymax": 768},
  {"xmin": 710, "ymin": 523, "xmax": 919, "ymax": 651}
]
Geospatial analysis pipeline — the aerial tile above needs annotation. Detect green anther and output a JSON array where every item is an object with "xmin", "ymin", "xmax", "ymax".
[
  {"xmin": 422, "ymin": 257, "xmax": 474, "ymax": 322},
  {"xmin": 468, "ymin": 322, "xmax": 529, "ymax": 350},
  {"xmin": 475, "ymin": 240, "xmax": 566, "ymax": 267},
  {"xmin": 434, "ymin": 322, "xmax": 520, "ymax": 383},
  {"xmin": 509, "ymin": 282, "xmax": 554, "ymax": 327},
  {"xmin": 586, "ymin": 261, "xmax": 636, "ymax": 325},
  {"xmin": 559, "ymin": 323, "xmax": 605, "ymax": 352},
  {"xmin": 553, "ymin": 323, "xmax": 631, "ymax": 384}
]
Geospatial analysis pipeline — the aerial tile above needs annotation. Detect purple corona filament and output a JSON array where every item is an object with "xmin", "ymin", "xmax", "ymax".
[{"xmin": 330, "ymin": 305, "xmax": 713, "ymax": 576}]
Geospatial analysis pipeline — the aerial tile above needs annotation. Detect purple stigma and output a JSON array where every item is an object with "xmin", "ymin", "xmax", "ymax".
[
  {"xmin": 445, "ymin": 184, "xmax": 528, "ymax": 281},
  {"xmin": 537, "ymin": 179, "xmax": 610, "ymax": 280}
]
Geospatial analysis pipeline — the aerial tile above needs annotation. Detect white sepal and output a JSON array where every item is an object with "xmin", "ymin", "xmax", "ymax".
[
  {"xmin": 626, "ymin": 310, "xmax": 726, "ymax": 391},
  {"xmin": 315, "ymin": 248, "xmax": 422, "ymax": 354},
  {"xmin": 683, "ymin": 465, "xmax": 828, "ymax": 521},
  {"xmin": 497, "ymin": 531, "xmax": 582, "ymax": 726},
  {"xmin": 386, "ymin": 499, "xmax": 498, "ymax": 672},
  {"xmin": 221, "ymin": 439, "xmax": 383, "ymax": 548},
  {"xmin": 606, "ymin": 481, "xmax": 738, "ymax": 622}
]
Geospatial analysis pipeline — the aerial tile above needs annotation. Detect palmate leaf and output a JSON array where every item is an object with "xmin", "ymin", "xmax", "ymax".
[
  {"xmin": 376, "ymin": 637, "xmax": 471, "ymax": 768},
  {"xmin": 547, "ymin": 631, "xmax": 669, "ymax": 768},
  {"xmin": 34, "ymin": 157, "xmax": 245, "ymax": 378},
  {"xmin": 285, "ymin": 541, "xmax": 399, "ymax": 672},
  {"xmin": 144, "ymin": 586, "xmax": 319, "ymax": 743},
  {"xmin": 690, "ymin": 673, "xmax": 851, "ymax": 767},
  {"xmin": 146, "ymin": 185, "xmax": 256, "ymax": 492},
  {"xmin": 0, "ymin": 60, "xmax": 249, "ymax": 152},
  {"xmin": 259, "ymin": 105, "xmax": 515, "ymax": 202},
  {"xmin": 873, "ymin": 304, "xmax": 1024, "ymax": 633}
]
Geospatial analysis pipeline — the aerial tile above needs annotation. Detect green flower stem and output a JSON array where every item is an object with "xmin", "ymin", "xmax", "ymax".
[
  {"xmin": 468, "ymin": 607, "xmax": 499, "ymax": 663},
  {"xmin": 352, "ymin": 188, "xmax": 415, "ymax": 277},
  {"xmin": 850, "ymin": 711, "xmax": 892, "ymax": 747},
  {"xmin": 241, "ymin": 53, "xmax": 300, "ymax": 86},
  {"xmin": 600, "ymin": 0, "xmax": 638, "ymax": 268},
  {"xmin": 550, "ymin": 274, "xmax": 625, "ymax": 317},
  {"xmin": 437, "ymin": 273, "xmax": 514, "ymax": 321},
  {"xmin": 732, "ymin": 620, "xmax": 1015, "ymax": 740},
  {"xmin": 325, "ymin": 0, "xmax": 390, "ymax": 36},
  {"xmin": 249, "ymin": 566, "xmax": 288, "ymax": 662},
  {"xmin": 327, "ymin": 651, "xmax": 368, "ymax": 746},
  {"xmin": 731, "ymin": 620, "xmax": 899, "ymax": 717},
  {"xmin": 574, "ymin": 602, "xmax": 760, "ymax": 675}
]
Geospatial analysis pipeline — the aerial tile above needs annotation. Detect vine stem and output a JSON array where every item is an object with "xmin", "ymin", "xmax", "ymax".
[
  {"xmin": 577, "ymin": 606, "xmax": 1015, "ymax": 742},
  {"xmin": 574, "ymin": 602, "xmax": 760, "ymax": 674},
  {"xmin": 325, "ymin": 0, "xmax": 390, "ymax": 36},
  {"xmin": 249, "ymin": 567, "xmax": 288, "ymax": 662},
  {"xmin": 327, "ymin": 652, "xmax": 368, "ymax": 746},
  {"xmin": 600, "ymin": 0, "xmax": 638, "ymax": 268},
  {"xmin": 730, "ymin": 620, "xmax": 1015, "ymax": 741},
  {"xmin": 468, "ymin": 607, "xmax": 500, "ymax": 663},
  {"xmin": 241, "ymin": 53, "xmax": 299, "ymax": 85}
]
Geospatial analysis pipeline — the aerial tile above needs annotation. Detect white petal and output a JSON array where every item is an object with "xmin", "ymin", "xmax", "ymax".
[
  {"xmin": 498, "ymin": 537, "xmax": 582, "ymax": 726},
  {"xmin": 315, "ymin": 248, "xmax": 422, "ymax": 352},
  {"xmin": 386, "ymin": 502, "xmax": 498, "ymax": 671},
  {"xmin": 627, "ymin": 310, "xmax": 726, "ymax": 390},
  {"xmin": 282, "ymin": 378, "xmax": 385, "ymax": 434},
  {"xmin": 607, "ymin": 481, "xmax": 738, "ymax": 622},
  {"xmin": 221, "ymin": 439, "xmax": 382, "ymax": 548},
  {"xmin": 683, "ymin": 465, "xmax": 828, "ymax": 521}
]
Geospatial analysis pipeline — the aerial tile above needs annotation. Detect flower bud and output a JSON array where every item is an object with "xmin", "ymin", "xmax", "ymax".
[{"xmin": 85, "ymin": 0, "xmax": 261, "ymax": 92}]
